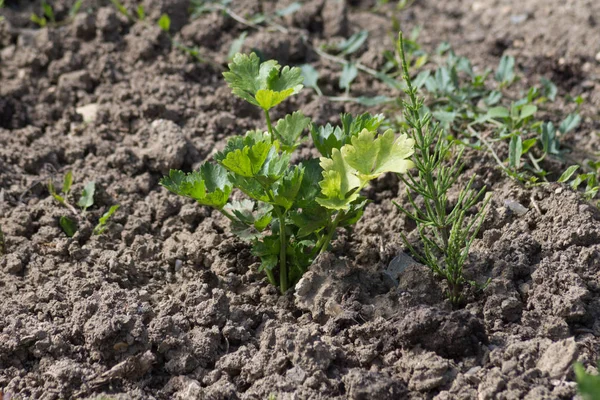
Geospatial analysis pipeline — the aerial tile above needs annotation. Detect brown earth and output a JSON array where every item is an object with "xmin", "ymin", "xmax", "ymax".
[{"xmin": 0, "ymin": 0, "xmax": 599, "ymax": 399}]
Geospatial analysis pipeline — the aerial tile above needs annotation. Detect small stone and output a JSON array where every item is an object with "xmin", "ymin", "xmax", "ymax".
[
  {"xmin": 595, "ymin": 51, "xmax": 600, "ymax": 63},
  {"xmin": 76, "ymin": 103, "xmax": 99, "ymax": 123},
  {"xmin": 504, "ymin": 200, "xmax": 528, "ymax": 216}
]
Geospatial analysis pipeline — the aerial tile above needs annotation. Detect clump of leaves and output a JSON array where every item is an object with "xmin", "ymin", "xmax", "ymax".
[
  {"xmin": 161, "ymin": 52, "xmax": 415, "ymax": 293},
  {"xmin": 574, "ymin": 361, "xmax": 600, "ymax": 400},
  {"xmin": 394, "ymin": 33, "xmax": 490, "ymax": 306},
  {"xmin": 48, "ymin": 172, "xmax": 119, "ymax": 237}
]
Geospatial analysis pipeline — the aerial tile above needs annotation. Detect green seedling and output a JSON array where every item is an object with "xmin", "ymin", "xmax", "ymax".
[
  {"xmin": 93, "ymin": 205, "xmax": 120, "ymax": 235},
  {"xmin": 161, "ymin": 53, "xmax": 414, "ymax": 293},
  {"xmin": 0, "ymin": 0, "xmax": 4, "ymax": 22},
  {"xmin": 574, "ymin": 361, "xmax": 600, "ymax": 400},
  {"xmin": 48, "ymin": 172, "xmax": 119, "ymax": 237},
  {"xmin": 31, "ymin": 0, "xmax": 83, "ymax": 28},
  {"xmin": 395, "ymin": 33, "xmax": 490, "ymax": 306}
]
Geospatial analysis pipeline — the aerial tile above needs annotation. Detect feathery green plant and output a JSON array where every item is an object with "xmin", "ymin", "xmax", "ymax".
[
  {"xmin": 394, "ymin": 33, "xmax": 490, "ymax": 306},
  {"xmin": 161, "ymin": 53, "xmax": 415, "ymax": 293}
]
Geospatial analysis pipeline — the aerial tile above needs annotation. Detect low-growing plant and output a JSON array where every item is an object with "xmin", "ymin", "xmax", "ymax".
[
  {"xmin": 394, "ymin": 33, "xmax": 490, "ymax": 306},
  {"xmin": 161, "ymin": 52, "xmax": 415, "ymax": 293},
  {"xmin": 575, "ymin": 361, "xmax": 600, "ymax": 400},
  {"xmin": 48, "ymin": 172, "xmax": 119, "ymax": 237}
]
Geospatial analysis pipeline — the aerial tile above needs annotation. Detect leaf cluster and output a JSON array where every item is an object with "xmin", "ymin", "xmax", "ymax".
[
  {"xmin": 162, "ymin": 52, "xmax": 415, "ymax": 293},
  {"xmin": 574, "ymin": 361, "xmax": 600, "ymax": 400}
]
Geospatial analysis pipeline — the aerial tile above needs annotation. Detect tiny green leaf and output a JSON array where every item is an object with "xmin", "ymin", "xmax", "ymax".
[
  {"xmin": 59, "ymin": 216, "xmax": 77, "ymax": 237},
  {"xmin": 62, "ymin": 171, "xmax": 73, "ymax": 195},
  {"xmin": 77, "ymin": 182, "xmax": 96, "ymax": 211},
  {"xmin": 337, "ymin": 30, "xmax": 368, "ymax": 55},
  {"xmin": 42, "ymin": 1, "xmax": 55, "ymax": 23},
  {"xmin": 69, "ymin": 0, "xmax": 84, "ymax": 17},
  {"xmin": 228, "ymin": 31, "xmax": 248, "ymax": 61},
  {"xmin": 339, "ymin": 63, "xmax": 358, "ymax": 91},
  {"xmin": 540, "ymin": 77, "xmax": 557, "ymax": 101},
  {"xmin": 317, "ymin": 148, "xmax": 361, "ymax": 210},
  {"xmin": 158, "ymin": 13, "xmax": 171, "ymax": 32},
  {"xmin": 495, "ymin": 54, "xmax": 515, "ymax": 84},
  {"xmin": 559, "ymin": 113, "xmax": 581, "ymax": 134},
  {"xmin": 557, "ymin": 165, "xmax": 579, "ymax": 183},
  {"xmin": 574, "ymin": 362, "xmax": 600, "ymax": 400},
  {"xmin": 136, "ymin": 4, "xmax": 146, "ymax": 20},
  {"xmin": 508, "ymin": 135, "xmax": 522, "ymax": 169},
  {"xmin": 93, "ymin": 205, "xmax": 120, "ymax": 235}
]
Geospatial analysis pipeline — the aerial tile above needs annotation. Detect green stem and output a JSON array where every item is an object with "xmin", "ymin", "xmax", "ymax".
[
  {"xmin": 264, "ymin": 109, "xmax": 273, "ymax": 135},
  {"xmin": 275, "ymin": 208, "xmax": 288, "ymax": 294},
  {"xmin": 318, "ymin": 210, "xmax": 345, "ymax": 255}
]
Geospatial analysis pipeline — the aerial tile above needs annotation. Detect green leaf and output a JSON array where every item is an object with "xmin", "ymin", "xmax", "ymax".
[
  {"xmin": 48, "ymin": 180, "xmax": 65, "ymax": 205},
  {"xmin": 521, "ymin": 138, "xmax": 537, "ymax": 154},
  {"xmin": 541, "ymin": 122, "xmax": 560, "ymax": 155},
  {"xmin": 354, "ymin": 96, "xmax": 393, "ymax": 106},
  {"xmin": 77, "ymin": 182, "xmax": 96, "ymax": 211},
  {"xmin": 273, "ymin": 112, "xmax": 311, "ymax": 152},
  {"xmin": 62, "ymin": 171, "xmax": 73, "ymax": 195},
  {"xmin": 109, "ymin": 0, "xmax": 131, "ymax": 19},
  {"xmin": 296, "ymin": 158, "xmax": 323, "ymax": 207},
  {"xmin": 495, "ymin": 54, "xmax": 515, "ymax": 84},
  {"xmin": 508, "ymin": 135, "xmax": 522, "ymax": 169},
  {"xmin": 224, "ymin": 199, "xmax": 273, "ymax": 240},
  {"xmin": 93, "ymin": 205, "xmax": 120, "ymax": 235},
  {"xmin": 540, "ymin": 77, "xmax": 557, "ymax": 101},
  {"xmin": 136, "ymin": 5, "xmax": 146, "ymax": 20},
  {"xmin": 519, "ymin": 104, "xmax": 537, "ymax": 120},
  {"xmin": 228, "ymin": 31, "xmax": 248, "ymax": 61},
  {"xmin": 485, "ymin": 90, "xmax": 502, "ymax": 106},
  {"xmin": 69, "ymin": 0, "xmax": 84, "ymax": 17},
  {"xmin": 341, "ymin": 129, "xmax": 415, "ymax": 183},
  {"xmin": 557, "ymin": 165, "xmax": 579, "ymax": 183},
  {"xmin": 59, "ymin": 216, "xmax": 77, "ymax": 237},
  {"xmin": 275, "ymin": 2, "xmax": 302, "ymax": 17},
  {"xmin": 30, "ymin": 13, "xmax": 47, "ymax": 27},
  {"xmin": 289, "ymin": 207, "xmax": 328, "ymax": 238},
  {"xmin": 310, "ymin": 113, "xmax": 385, "ymax": 157},
  {"xmin": 273, "ymin": 165, "xmax": 304, "ymax": 210},
  {"xmin": 337, "ymin": 30, "xmax": 368, "ymax": 55},
  {"xmin": 160, "ymin": 164, "xmax": 232, "ymax": 208},
  {"xmin": 219, "ymin": 141, "xmax": 273, "ymax": 178},
  {"xmin": 42, "ymin": 1, "xmax": 55, "ymax": 23},
  {"xmin": 257, "ymin": 146, "xmax": 290, "ymax": 185},
  {"xmin": 223, "ymin": 53, "xmax": 303, "ymax": 110},
  {"xmin": 559, "ymin": 113, "xmax": 581, "ymax": 134},
  {"xmin": 488, "ymin": 106, "xmax": 510, "ymax": 119},
  {"xmin": 300, "ymin": 64, "xmax": 320, "ymax": 91},
  {"xmin": 574, "ymin": 362, "xmax": 600, "ymax": 400},
  {"xmin": 255, "ymin": 88, "xmax": 294, "ymax": 111},
  {"xmin": 158, "ymin": 14, "xmax": 171, "ymax": 32},
  {"xmin": 316, "ymin": 148, "xmax": 361, "ymax": 210},
  {"xmin": 339, "ymin": 63, "xmax": 358, "ymax": 91}
]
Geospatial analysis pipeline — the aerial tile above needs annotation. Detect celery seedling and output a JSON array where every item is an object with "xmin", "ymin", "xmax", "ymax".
[
  {"xmin": 161, "ymin": 53, "xmax": 414, "ymax": 293},
  {"xmin": 395, "ymin": 33, "xmax": 490, "ymax": 306}
]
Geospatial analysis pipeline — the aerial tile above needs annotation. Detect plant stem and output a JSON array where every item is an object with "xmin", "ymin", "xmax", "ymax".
[
  {"xmin": 275, "ymin": 208, "xmax": 288, "ymax": 294},
  {"xmin": 264, "ymin": 109, "xmax": 273, "ymax": 135},
  {"xmin": 318, "ymin": 210, "xmax": 345, "ymax": 255}
]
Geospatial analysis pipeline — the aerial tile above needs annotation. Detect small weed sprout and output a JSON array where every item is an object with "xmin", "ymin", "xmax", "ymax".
[
  {"xmin": 48, "ymin": 172, "xmax": 119, "ymax": 237},
  {"xmin": 161, "ymin": 53, "xmax": 414, "ymax": 293},
  {"xmin": 395, "ymin": 33, "xmax": 490, "ymax": 306}
]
